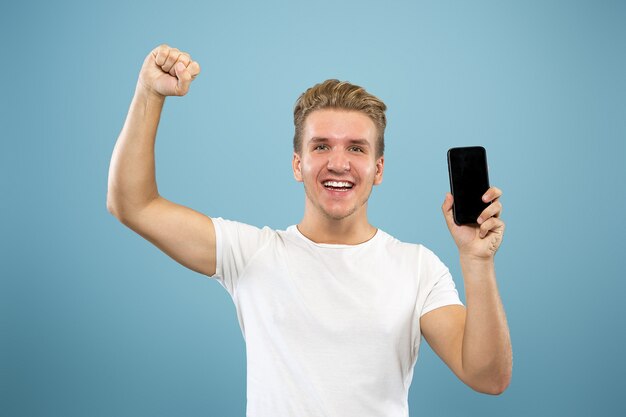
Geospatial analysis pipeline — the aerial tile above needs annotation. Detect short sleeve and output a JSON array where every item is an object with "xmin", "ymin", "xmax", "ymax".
[
  {"xmin": 419, "ymin": 247, "xmax": 464, "ymax": 317},
  {"xmin": 211, "ymin": 217, "xmax": 275, "ymax": 296}
]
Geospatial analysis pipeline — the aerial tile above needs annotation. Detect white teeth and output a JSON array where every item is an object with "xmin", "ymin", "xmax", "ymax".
[{"xmin": 323, "ymin": 181, "xmax": 353, "ymax": 188}]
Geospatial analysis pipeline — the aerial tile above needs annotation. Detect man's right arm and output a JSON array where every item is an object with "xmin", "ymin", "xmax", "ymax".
[{"xmin": 106, "ymin": 45, "xmax": 217, "ymax": 277}]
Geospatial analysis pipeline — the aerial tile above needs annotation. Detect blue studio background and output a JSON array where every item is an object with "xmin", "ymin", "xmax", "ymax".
[{"xmin": 2, "ymin": 0, "xmax": 625, "ymax": 416}]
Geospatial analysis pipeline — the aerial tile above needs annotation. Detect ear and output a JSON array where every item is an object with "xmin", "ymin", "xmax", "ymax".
[
  {"xmin": 292, "ymin": 152, "xmax": 303, "ymax": 182},
  {"xmin": 373, "ymin": 156, "xmax": 384, "ymax": 185}
]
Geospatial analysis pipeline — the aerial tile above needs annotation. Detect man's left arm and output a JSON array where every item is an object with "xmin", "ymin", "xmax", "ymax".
[{"xmin": 420, "ymin": 187, "xmax": 512, "ymax": 395}]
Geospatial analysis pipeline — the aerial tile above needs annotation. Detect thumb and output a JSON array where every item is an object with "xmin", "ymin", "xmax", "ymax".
[
  {"xmin": 174, "ymin": 62, "xmax": 192, "ymax": 96},
  {"xmin": 441, "ymin": 193, "xmax": 456, "ymax": 229}
]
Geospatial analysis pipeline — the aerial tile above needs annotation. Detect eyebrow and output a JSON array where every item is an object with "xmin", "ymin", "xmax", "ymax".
[{"xmin": 309, "ymin": 137, "xmax": 371, "ymax": 147}]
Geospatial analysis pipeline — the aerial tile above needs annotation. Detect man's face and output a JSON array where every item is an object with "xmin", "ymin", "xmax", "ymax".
[{"xmin": 292, "ymin": 109, "xmax": 384, "ymax": 222}]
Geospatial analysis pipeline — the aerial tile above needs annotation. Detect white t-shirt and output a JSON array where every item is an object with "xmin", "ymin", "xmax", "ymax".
[{"xmin": 211, "ymin": 217, "xmax": 463, "ymax": 417}]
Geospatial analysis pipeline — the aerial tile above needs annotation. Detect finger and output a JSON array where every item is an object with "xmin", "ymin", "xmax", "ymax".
[
  {"xmin": 187, "ymin": 61, "xmax": 201, "ymax": 78},
  {"xmin": 482, "ymin": 186, "xmax": 503, "ymax": 203},
  {"xmin": 169, "ymin": 52, "xmax": 191, "ymax": 76},
  {"xmin": 161, "ymin": 48, "xmax": 181, "ymax": 73},
  {"xmin": 441, "ymin": 193, "xmax": 455, "ymax": 229},
  {"xmin": 477, "ymin": 200, "xmax": 503, "ymax": 224},
  {"xmin": 478, "ymin": 217, "xmax": 505, "ymax": 239},
  {"xmin": 152, "ymin": 44, "xmax": 170, "ymax": 66},
  {"xmin": 174, "ymin": 62, "xmax": 193, "ymax": 96}
]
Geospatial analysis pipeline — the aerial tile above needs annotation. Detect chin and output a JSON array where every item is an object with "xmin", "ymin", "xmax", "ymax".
[{"xmin": 321, "ymin": 205, "xmax": 359, "ymax": 221}]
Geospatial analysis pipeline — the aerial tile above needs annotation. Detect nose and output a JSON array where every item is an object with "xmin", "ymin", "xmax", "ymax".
[{"xmin": 327, "ymin": 149, "xmax": 350, "ymax": 172}]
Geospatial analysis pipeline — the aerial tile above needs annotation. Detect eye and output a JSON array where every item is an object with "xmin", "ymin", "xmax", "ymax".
[
  {"xmin": 348, "ymin": 146, "xmax": 364, "ymax": 153},
  {"xmin": 314, "ymin": 144, "xmax": 329, "ymax": 151}
]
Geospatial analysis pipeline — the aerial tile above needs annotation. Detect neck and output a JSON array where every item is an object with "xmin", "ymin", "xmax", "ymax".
[{"xmin": 297, "ymin": 207, "xmax": 377, "ymax": 245}]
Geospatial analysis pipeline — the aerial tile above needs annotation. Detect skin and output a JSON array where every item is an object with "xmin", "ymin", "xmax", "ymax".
[
  {"xmin": 424, "ymin": 190, "xmax": 512, "ymax": 395},
  {"xmin": 107, "ymin": 45, "xmax": 215, "ymax": 278},
  {"xmin": 108, "ymin": 44, "xmax": 512, "ymax": 397},
  {"xmin": 292, "ymin": 109, "xmax": 384, "ymax": 245}
]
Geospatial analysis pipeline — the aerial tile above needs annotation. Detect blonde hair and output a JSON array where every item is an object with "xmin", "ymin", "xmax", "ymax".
[{"xmin": 293, "ymin": 79, "xmax": 387, "ymax": 157}]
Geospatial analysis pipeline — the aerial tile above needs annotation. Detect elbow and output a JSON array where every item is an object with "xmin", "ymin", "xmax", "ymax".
[
  {"xmin": 106, "ymin": 194, "xmax": 125, "ymax": 221},
  {"xmin": 481, "ymin": 377, "xmax": 511, "ymax": 396},
  {"xmin": 472, "ymin": 371, "xmax": 512, "ymax": 396},
  {"xmin": 464, "ymin": 346, "xmax": 513, "ymax": 395},
  {"xmin": 106, "ymin": 199, "xmax": 117, "ymax": 217},
  {"xmin": 106, "ymin": 194, "xmax": 155, "ymax": 225},
  {"xmin": 106, "ymin": 195, "xmax": 119, "ymax": 218}
]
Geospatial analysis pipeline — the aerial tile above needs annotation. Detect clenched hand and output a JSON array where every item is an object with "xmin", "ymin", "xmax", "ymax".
[{"xmin": 137, "ymin": 44, "xmax": 201, "ymax": 98}]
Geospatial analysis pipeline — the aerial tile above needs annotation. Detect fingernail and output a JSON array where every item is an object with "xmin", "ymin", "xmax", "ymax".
[
  {"xmin": 482, "ymin": 194, "xmax": 489, "ymax": 202},
  {"xmin": 477, "ymin": 217, "xmax": 483, "ymax": 224}
]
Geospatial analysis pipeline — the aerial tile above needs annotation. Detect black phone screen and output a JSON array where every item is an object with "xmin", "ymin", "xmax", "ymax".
[{"xmin": 447, "ymin": 146, "xmax": 490, "ymax": 225}]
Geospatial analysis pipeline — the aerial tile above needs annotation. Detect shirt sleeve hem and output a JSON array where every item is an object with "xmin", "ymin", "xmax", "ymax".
[
  {"xmin": 211, "ymin": 217, "xmax": 224, "ymax": 279},
  {"xmin": 420, "ymin": 300, "xmax": 465, "ymax": 318}
]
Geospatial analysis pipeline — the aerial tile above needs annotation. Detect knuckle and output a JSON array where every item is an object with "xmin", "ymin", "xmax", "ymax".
[
  {"xmin": 155, "ymin": 44, "xmax": 168, "ymax": 55},
  {"xmin": 156, "ymin": 47, "xmax": 170, "ymax": 64}
]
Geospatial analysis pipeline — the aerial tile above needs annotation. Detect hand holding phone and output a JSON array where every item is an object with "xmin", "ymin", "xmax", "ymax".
[{"xmin": 447, "ymin": 146, "xmax": 490, "ymax": 226}]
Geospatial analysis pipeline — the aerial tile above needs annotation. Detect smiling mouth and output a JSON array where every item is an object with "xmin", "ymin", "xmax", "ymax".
[{"xmin": 323, "ymin": 180, "xmax": 354, "ymax": 191}]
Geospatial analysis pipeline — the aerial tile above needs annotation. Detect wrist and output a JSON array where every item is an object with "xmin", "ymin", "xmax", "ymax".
[
  {"xmin": 135, "ymin": 79, "xmax": 166, "ymax": 103},
  {"xmin": 459, "ymin": 253, "xmax": 496, "ymax": 277},
  {"xmin": 459, "ymin": 252, "xmax": 495, "ymax": 264}
]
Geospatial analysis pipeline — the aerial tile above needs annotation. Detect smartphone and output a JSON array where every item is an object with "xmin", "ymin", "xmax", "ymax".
[{"xmin": 447, "ymin": 146, "xmax": 490, "ymax": 226}]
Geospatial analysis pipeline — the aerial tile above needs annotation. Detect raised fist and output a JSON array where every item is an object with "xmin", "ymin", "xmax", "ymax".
[{"xmin": 137, "ymin": 44, "xmax": 201, "ymax": 98}]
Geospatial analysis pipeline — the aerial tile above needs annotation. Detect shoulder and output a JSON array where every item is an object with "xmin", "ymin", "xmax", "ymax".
[
  {"xmin": 375, "ymin": 229, "xmax": 426, "ymax": 256},
  {"xmin": 375, "ymin": 229, "xmax": 447, "ymax": 270},
  {"xmin": 212, "ymin": 217, "xmax": 282, "ymax": 250},
  {"xmin": 213, "ymin": 217, "xmax": 276, "ymax": 235}
]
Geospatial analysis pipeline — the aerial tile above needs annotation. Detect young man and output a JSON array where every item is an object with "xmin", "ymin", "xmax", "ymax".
[{"xmin": 107, "ymin": 44, "xmax": 512, "ymax": 417}]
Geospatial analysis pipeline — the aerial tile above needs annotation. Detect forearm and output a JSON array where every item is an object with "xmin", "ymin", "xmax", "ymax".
[
  {"xmin": 460, "ymin": 256, "xmax": 512, "ymax": 393},
  {"xmin": 107, "ymin": 85, "xmax": 166, "ymax": 218}
]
